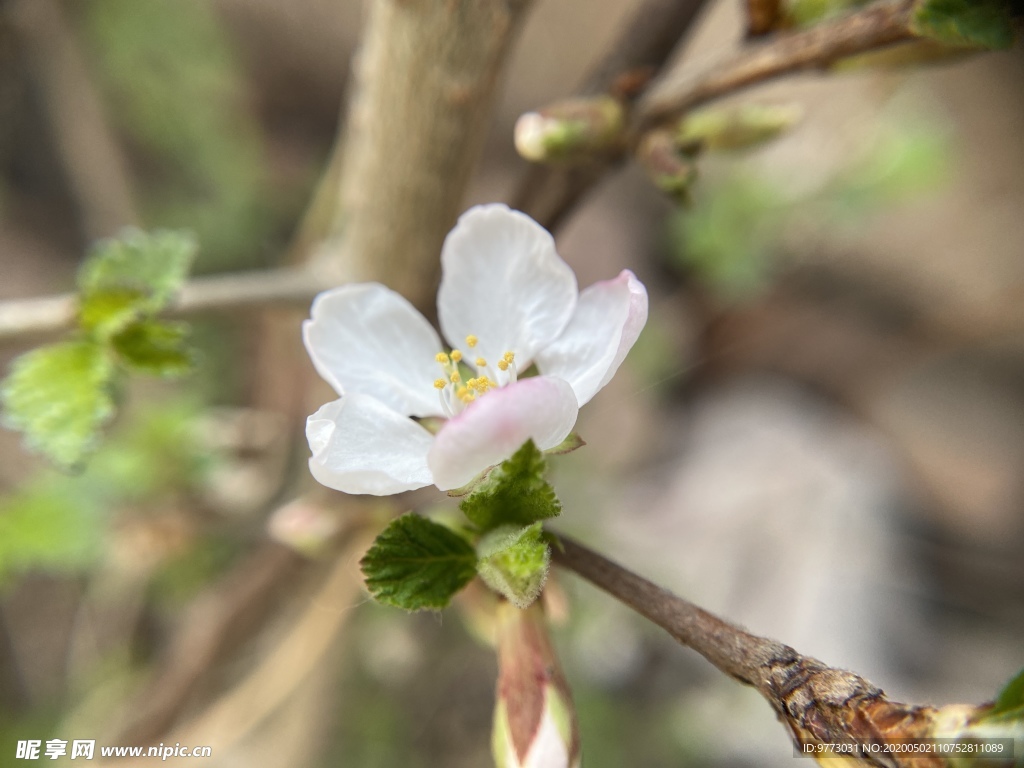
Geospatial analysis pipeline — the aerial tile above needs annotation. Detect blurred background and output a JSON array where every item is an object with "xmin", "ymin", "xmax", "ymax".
[{"xmin": 0, "ymin": 0, "xmax": 1022, "ymax": 766}]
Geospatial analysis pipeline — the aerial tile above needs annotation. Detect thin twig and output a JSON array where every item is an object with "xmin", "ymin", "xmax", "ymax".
[
  {"xmin": 550, "ymin": 534, "xmax": 999, "ymax": 766},
  {"xmin": 510, "ymin": 0, "xmax": 711, "ymax": 230},
  {"xmin": 637, "ymin": 0, "xmax": 918, "ymax": 128},
  {"xmin": 0, "ymin": 268, "xmax": 329, "ymax": 342}
]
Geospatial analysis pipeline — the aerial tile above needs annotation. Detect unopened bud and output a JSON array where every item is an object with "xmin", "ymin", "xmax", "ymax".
[
  {"xmin": 636, "ymin": 129, "xmax": 698, "ymax": 202},
  {"xmin": 677, "ymin": 103, "xmax": 803, "ymax": 152},
  {"xmin": 492, "ymin": 601, "xmax": 580, "ymax": 768},
  {"xmin": 515, "ymin": 96, "xmax": 625, "ymax": 165}
]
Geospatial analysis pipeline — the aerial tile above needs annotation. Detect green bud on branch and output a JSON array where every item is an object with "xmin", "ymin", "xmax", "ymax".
[
  {"xmin": 635, "ymin": 129, "xmax": 698, "ymax": 202},
  {"xmin": 677, "ymin": 103, "xmax": 803, "ymax": 152},
  {"xmin": 514, "ymin": 96, "xmax": 626, "ymax": 165}
]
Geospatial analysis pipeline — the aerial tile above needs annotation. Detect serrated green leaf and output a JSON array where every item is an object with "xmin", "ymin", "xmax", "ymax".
[
  {"xmin": 0, "ymin": 341, "xmax": 118, "ymax": 469},
  {"xmin": 360, "ymin": 513, "xmax": 478, "ymax": 611},
  {"xmin": 78, "ymin": 229, "xmax": 197, "ymax": 337},
  {"xmin": 112, "ymin": 320, "xmax": 194, "ymax": 377},
  {"xmin": 459, "ymin": 440, "xmax": 561, "ymax": 532},
  {"xmin": 477, "ymin": 523, "xmax": 550, "ymax": 609},
  {"xmin": 910, "ymin": 0, "xmax": 1014, "ymax": 50}
]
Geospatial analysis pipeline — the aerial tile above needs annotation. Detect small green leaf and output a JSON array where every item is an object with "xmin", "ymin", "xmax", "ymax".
[
  {"xmin": 0, "ymin": 341, "xmax": 118, "ymax": 469},
  {"xmin": 980, "ymin": 666, "xmax": 1024, "ymax": 722},
  {"xmin": 112, "ymin": 320, "xmax": 194, "ymax": 377},
  {"xmin": 459, "ymin": 440, "xmax": 561, "ymax": 532},
  {"xmin": 477, "ymin": 523, "xmax": 549, "ymax": 609},
  {"xmin": 78, "ymin": 229, "xmax": 197, "ymax": 337},
  {"xmin": 360, "ymin": 513, "xmax": 478, "ymax": 611},
  {"xmin": 911, "ymin": 0, "xmax": 1014, "ymax": 50}
]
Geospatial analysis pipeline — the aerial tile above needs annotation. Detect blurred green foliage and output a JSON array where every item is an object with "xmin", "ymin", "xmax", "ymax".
[
  {"xmin": 0, "ymin": 399, "xmax": 210, "ymax": 588},
  {"xmin": 911, "ymin": 0, "xmax": 1015, "ymax": 50},
  {"xmin": 669, "ymin": 115, "xmax": 951, "ymax": 300},
  {"xmin": 81, "ymin": 0, "xmax": 272, "ymax": 271}
]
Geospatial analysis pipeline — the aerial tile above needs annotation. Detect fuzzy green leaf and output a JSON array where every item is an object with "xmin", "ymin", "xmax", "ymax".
[
  {"xmin": 112, "ymin": 320, "xmax": 194, "ymax": 377},
  {"xmin": 477, "ymin": 523, "xmax": 550, "ymax": 609},
  {"xmin": 910, "ymin": 0, "xmax": 1014, "ymax": 50},
  {"xmin": 360, "ymin": 513, "xmax": 478, "ymax": 611},
  {"xmin": 78, "ymin": 229, "xmax": 197, "ymax": 337},
  {"xmin": 459, "ymin": 440, "xmax": 561, "ymax": 532},
  {"xmin": 0, "ymin": 341, "xmax": 118, "ymax": 469}
]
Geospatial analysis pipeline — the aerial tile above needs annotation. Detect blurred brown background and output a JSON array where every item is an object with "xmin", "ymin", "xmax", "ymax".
[{"xmin": 0, "ymin": 1, "xmax": 1022, "ymax": 766}]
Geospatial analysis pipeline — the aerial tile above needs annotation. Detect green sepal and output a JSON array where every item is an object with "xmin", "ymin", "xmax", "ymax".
[
  {"xmin": 910, "ymin": 0, "xmax": 1014, "ymax": 50},
  {"xmin": 545, "ymin": 432, "xmax": 586, "ymax": 456},
  {"xmin": 360, "ymin": 513, "xmax": 478, "ymax": 611},
  {"xmin": 458, "ymin": 440, "xmax": 561, "ymax": 532},
  {"xmin": 77, "ymin": 229, "xmax": 197, "ymax": 338},
  {"xmin": 112, "ymin": 320, "xmax": 194, "ymax": 377},
  {"xmin": 476, "ymin": 523, "xmax": 550, "ymax": 609},
  {"xmin": 979, "ymin": 666, "xmax": 1024, "ymax": 723},
  {"xmin": 0, "ymin": 340, "xmax": 119, "ymax": 469}
]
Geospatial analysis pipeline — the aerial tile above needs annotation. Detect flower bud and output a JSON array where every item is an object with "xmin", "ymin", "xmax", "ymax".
[
  {"xmin": 492, "ymin": 601, "xmax": 580, "ymax": 768},
  {"xmin": 514, "ymin": 96, "xmax": 625, "ymax": 165}
]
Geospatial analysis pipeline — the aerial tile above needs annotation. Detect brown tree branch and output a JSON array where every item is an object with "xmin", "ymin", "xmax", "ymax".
[
  {"xmin": 0, "ymin": 268, "xmax": 329, "ymax": 342},
  {"xmin": 552, "ymin": 534, "xmax": 1008, "ymax": 766},
  {"xmin": 317, "ymin": 0, "xmax": 535, "ymax": 311},
  {"xmin": 637, "ymin": 0, "xmax": 918, "ymax": 128},
  {"xmin": 510, "ymin": 0, "xmax": 711, "ymax": 231}
]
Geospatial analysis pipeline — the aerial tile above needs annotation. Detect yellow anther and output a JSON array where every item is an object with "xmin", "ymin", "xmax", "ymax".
[
  {"xmin": 456, "ymin": 386, "xmax": 473, "ymax": 403},
  {"xmin": 475, "ymin": 357, "xmax": 487, "ymax": 368},
  {"xmin": 503, "ymin": 351, "xmax": 515, "ymax": 363},
  {"xmin": 436, "ymin": 352, "xmax": 450, "ymax": 364},
  {"xmin": 450, "ymin": 349, "xmax": 463, "ymax": 363},
  {"xmin": 450, "ymin": 371, "xmax": 461, "ymax": 383},
  {"xmin": 497, "ymin": 360, "xmax": 509, "ymax": 371},
  {"xmin": 434, "ymin": 378, "xmax": 447, "ymax": 390},
  {"xmin": 466, "ymin": 335, "xmax": 478, "ymax": 348}
]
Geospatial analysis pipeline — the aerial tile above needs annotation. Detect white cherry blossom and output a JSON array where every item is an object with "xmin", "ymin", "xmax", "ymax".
[{"xmin": 303, "ymin": 203, "xmax": 648, "ymax": 495}]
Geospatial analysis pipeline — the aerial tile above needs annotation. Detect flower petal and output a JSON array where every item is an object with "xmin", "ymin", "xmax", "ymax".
[
  {"xmin": 535, "ymin": 270, "xmax": 648, "ymax": 406},
  {"xmin": 427, "ymin": 376, "xmax": 578, "ymax": 490},
  {"xmin": 303, "ymin": 284, "xmax": 444, "ymax": 417},
  {"xmin": 306, "ymin": 394, "xmax": 435, "ymax": 495},
  {"xmin": 438, "ymin": 204, "xmax": 578, "ymax": 370}
]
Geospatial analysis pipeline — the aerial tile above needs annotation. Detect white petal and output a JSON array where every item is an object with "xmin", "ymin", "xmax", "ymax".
[
  {"xmin": 437, "ymin": 204, "xmax": 578, "ymax": 370},
  {"xmin": 306, "ymin": 394, "xmax": 435, "ymax": 495},
  {"xmin": 303, "ymin": 284, "xmax": 444, "ymax": 417},
  {"xmin": 523, "ymin": 708, "xmax": 573, "ymax": 768},
  {"xmin": 535, "ymin": 270, "xmax": 648, "ymax": 406},
  {"xmin": 427, "ymin": 376, "xmax": 578, "ymax": 491}
]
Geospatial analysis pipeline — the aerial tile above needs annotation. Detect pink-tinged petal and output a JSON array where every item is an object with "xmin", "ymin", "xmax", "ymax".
[
  {"xmin": 306, "ymin": 394, "xmax": 435, "ymax": 495},
  {"xmin": 303, "ymin": 284, "xmax": 444, "ymax": 417},
  {"xmin": 427, "ymin": 376, "xmax": 578, "ymax": 491},
  {"xmin": 535, "ymin": 270, "xmax": 648, "ymax": 406},
  {"xmin": 438, "ymin": 205, "xmax": 578, "ymax": 370}
]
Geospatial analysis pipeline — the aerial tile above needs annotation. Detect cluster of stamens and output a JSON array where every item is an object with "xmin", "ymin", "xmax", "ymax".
[{"xmin": 432, "ymin": 334, "xmax": 517, "ymax": 418}]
